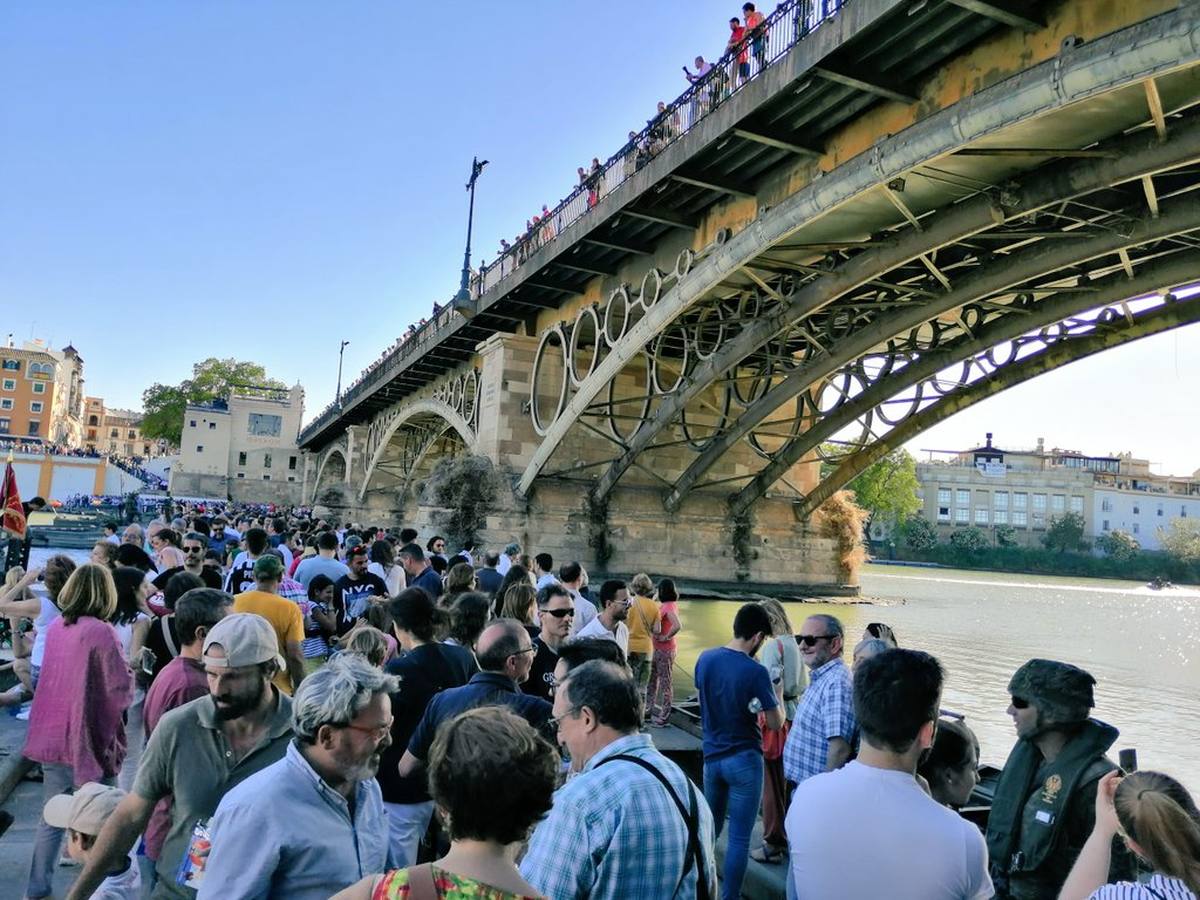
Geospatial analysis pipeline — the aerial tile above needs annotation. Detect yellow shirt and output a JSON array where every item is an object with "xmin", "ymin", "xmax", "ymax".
[
  {"xmin": 626, "ymin": 595, "xmax": 661, "ymax": 655},
  {"xmin": 233, "ymin": 590, "xmax": 304, "ymax": 695}
]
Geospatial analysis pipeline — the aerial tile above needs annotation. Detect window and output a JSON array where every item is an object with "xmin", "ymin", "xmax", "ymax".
[
  {"xmin": 956, "ymin": 489, "xmax": 970, "ymax": 506},
  {"xmin": 88, "ymin": 414, "xmax": 98, "ymax": 426},
  {"xmin": 32, "ymin": 382, "xmax": 45, "ymax": 394},
  {"xmin": 1, "ymin": 359, "xmax": 19, "ymax": 371},
  {"xmin": 955, "ymin": 507, "xmax": 969, "ymax": 523},
  {"xmin": 287, "ymin": 476, "xmax": 296, "ymax": 482},
  {"xmin": 208, "ymin": 422, "xmax": 216, "ymax": 430},
  {"xmin": 29, "ymin": 401, "xmax": 42, "ymax": 414},
  {"xmin": 1157, "ymin": 503, "xmax": 1164, "ymax": 517},
  {"xmin": 1102, "ymin": 519, "xmax": 1110, "ymax": 531},
  {"xmin": 1132, "ymin": 522, "xmax": 1140, "ymax": 534},
  {"xmin": 993, "ymin": 492, "xmax": 1008, "ymax": 510},
  {"xmin": 1032, "ymin": 494, "xmax": 1047, "ymax": 511},
  {"xmin": 126, "ymin": 429, "xmax": 135, "ymax": 439},
  {"xmin": 1070, "ymin": 495, "xmax": 1084, "ymax": 514},
  {"xmin": 1, "ymin": 379, "xmax": 14, "ymax": 391},
  {"xmin": 938, "ymin": 505, "xmax": 950, "ymax": 522},
  {"xmin": 238, "ymin": 452, "xmax": 247, "ymax": 466},
  {"xmin": 1133, "ymin": 504, "xmax": 1140, "ymax": 515},
  {"xmin": 937, "ymin": 488, "xmax": 951, "ymax": 505},
  {"xmin": 237, "ymin": 473, "xmax": 245, "ymax": 479},
  {"xmin": 1013, "ymin": 493, "xmax": 1027, "ymax": 511},
  {"xmin": 0, "ymin": 418, "xmax": 8, "ymax": 434},
  {"xmin": 994, "ymin": 509, "xmax": 1008, "ymax": 524},
  {"xmin": 110, "ymin": 428, "xmax": 119, "ymax": 438},
  {"xmin": 27, "ymin": 421, "xmax": 39, "ymax": 435},
  {"xmin": 1183, "ymin": 506, "xmax": 1189, "ymax": 518},
  {"xmin": 1101, "ymin": 498, "xmax": 1112, "ymax": 512},
  {"xmin": 1052, "ymin": 494, "xmax": 1065, "ymax": 513},
  {"xmin": 0, "ymin": 399, "xmax": 11, "ymax": 410},
  {"xmin": 196, "ymin": 445, "xmax": 204, "ymax": 452},
  {"xmin": 288, "ymin": 456, "xmax": 297, "ymax": 470},
  {"xmin": 27, "ymin": 362, "xmax": 53, "ymax": 378},
  {"xmin": 263, "ymin": 454, "xmax": 272, "ymax": 469},
  {"xmin": 189, "ymin": 420, "xmax": 197, "ymax": 428},
  {"xmin": 262, "ymin": 474, "xmax": 271, "ymax": 481},
  {"xmin": 1012, "ymin": 510, "xmax": 1028, "ymax": 527},
  {"xmin": 974, "ymin": 508, "xmax": 989, "ymax": 524},
  {"xmin": 247, "ymin": 413, "xmax": 282, "ymax": 437}
]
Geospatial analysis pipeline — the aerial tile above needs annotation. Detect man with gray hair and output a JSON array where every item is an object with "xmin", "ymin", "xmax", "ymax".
[
  {"xmin": 198, "ymin": 653, "xmax": 397, "ymax": 899},
  {"xmin": 782, "ymin": 614, "xmax": 856, "ymax": 787}
]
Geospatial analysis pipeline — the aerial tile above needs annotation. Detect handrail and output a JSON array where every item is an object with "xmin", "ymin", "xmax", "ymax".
[{"xmin": 301, "ymin": 0, "xmax": 848, "ymax": 445}]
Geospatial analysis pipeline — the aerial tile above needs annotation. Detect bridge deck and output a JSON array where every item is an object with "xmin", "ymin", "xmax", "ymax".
[{"xmin": 299, "ymin": 0, "xmax": 1051, "ymax": 450}]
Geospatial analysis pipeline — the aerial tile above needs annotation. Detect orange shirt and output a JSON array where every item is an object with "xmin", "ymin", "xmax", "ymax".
[{"xmin": 233, "ymin": 590, "xmax": 304, "ymax": 695}]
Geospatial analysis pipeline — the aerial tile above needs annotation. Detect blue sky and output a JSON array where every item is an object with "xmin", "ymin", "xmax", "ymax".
[{"xmin": 5, "ymin": 2, "xmax": 1198, "ymax": 475}]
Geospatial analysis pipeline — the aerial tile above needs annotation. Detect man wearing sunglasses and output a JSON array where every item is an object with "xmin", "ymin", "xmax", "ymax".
[
  {"xmin": 523, "ymin": 584, "xmax": 574, "ymax": 701},
  {"xmin": 986, "ymin": 659, "xmax": 1132, "ymax": 899},
  {"xmin": 782, "ymin": 615, "xmax": 855, "ymax": 789}
]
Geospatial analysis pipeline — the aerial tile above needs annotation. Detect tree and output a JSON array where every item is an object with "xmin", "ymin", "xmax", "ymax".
[
  {"xmin": 1095, "ymin": 529, "xmax": 1141, "ymax": 561},
  {"xmin": 900, "ymin": 514, "xmax": 938, "ymax": 553},
  {"xmin": 141, "ymin": 358, "xmax": 286, "ymax": 446},
  {"xmin": 994, "ymin": 523, "xmax": 1019, "ymax": 547},
  {"xmin": 948, "ymin": 527, "xmax": 988, "ymax": 553},
  {"xmin": 1043, "ymin": 512, "xmax": 1087, "ymax": 553},
  {"xmin": 825, "ymin": 447, "xmax": 921, "ymax": 533},
  {"xmin": 1158, "ymin": 518, "xmax": 1200, "ymax": 563}
]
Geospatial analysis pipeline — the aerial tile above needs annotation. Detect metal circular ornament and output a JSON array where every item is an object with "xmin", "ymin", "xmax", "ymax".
[
  {"xmin": 651, "ymin": 326, "xmax": 690, "ymax": 394},
  {"xmin": 530, "ymin": 326, "xmax": 569, "ymax": 436},
  {"xmin": 568, "ymin": 306, "xmax": 602, "ymax": 386},
  {"xmin": 604, "ymin": 285, "xmax": 632, "ymax": 347}
]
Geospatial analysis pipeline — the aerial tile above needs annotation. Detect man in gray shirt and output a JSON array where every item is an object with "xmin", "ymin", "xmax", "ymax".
[
  {"xmin": 198, "ymin": 654, "xmax": 397, "ymax": 898},
  {"xmin": 66, "ymin": 613, "xmax": 294, "ymax": 900}
]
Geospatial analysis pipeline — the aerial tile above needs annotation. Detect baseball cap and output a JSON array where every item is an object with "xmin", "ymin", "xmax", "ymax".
[
  {"xmin": 203, "ymin": 613, "xmax": 285, "ymax": 671},
  {"xmin": 252, "ymin": 554, "xmax": 284, "ymax": 580},
  {"xmin": 504, "ymin": 542, "xmax": 521, "ymax": 556},
  {"xmin": 43, "ymin": 783, "xmax": 126, "ymax": 837}
]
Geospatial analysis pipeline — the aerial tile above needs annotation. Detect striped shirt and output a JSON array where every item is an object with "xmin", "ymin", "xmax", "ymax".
[
  {"xmin": 782, "ymin": 656, "xmax": 855, "ymax": 784},
  {"xmin": 1089, "ymin": 875, "xmax": 1197, "ymax": 899},
  {"xmin": 521, "ymin": 733, "xmax": 717, "ymax": 900}
]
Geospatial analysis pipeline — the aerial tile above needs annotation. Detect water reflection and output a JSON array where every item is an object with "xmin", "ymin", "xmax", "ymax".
[{"xmin": 675, "ymin": 564, "xmax": 1200, "ymax": 787}]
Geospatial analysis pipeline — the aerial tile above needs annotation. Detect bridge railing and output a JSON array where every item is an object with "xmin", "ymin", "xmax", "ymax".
[{"xmin": 301, "ymin": 0, "xmax": 848, "ymax": 445}]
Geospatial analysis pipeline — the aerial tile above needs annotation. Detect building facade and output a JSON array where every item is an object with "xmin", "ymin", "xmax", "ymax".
[
  {"xmin": 916, "ymin": 434, "xmax": 1200, "ymax": 551},
  {"xmin": 0, "ymin": 339, "xmax": 84, "ymax": 446},
  {"xmin": 83, "ymin": 397, "xmax": 169, "ymax": 458},
  {"xmin": 169, "ymin": 384, "xmax": 305, "ymax": 504}
]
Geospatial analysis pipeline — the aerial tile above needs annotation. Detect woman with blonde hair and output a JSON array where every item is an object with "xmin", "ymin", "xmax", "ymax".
[
  {"xmin": 751, "ymin": 597, "xmax": 805, "ymax": 865},
  {"xmin": 1061, "ymin": 769, "xmax": 1200, "ymax": 899},
  {"xmin": 625, "ymin": 573, "xmax": 660, "ymax": 700},
  {"xmin": 501, "ymin": 581, "xmax": 537, "ymax": 627},
  {"xmin": 341, "ymin": 625, "xmax": 391, "ymax": 668},
  {"xmin": 22, "ymin": 564, "xmax": 133, "ymax": 899}
]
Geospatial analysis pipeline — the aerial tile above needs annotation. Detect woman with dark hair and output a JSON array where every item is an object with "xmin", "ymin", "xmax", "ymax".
[
  {"xmin": 368, "ymin": 538, "xmax": 405, "ymax": 598},
  {"xmin": 1060, "ymin": 769, "xmax": 1200, "ymax": 899},
  {"xmin": 444, "ymin": 561, "xmax": 477, "ymax": 606},
  {"xmin": 0, "ymin": 555, "xmax": 78, "ymax": 699},
  {"xmin": 500, "ymin": 581, "xmax": 536, "ymax": 627},
  {"xmin": 448, "ymin": 591, "xmax": 492, "ymax": 653},
  {"xmin": 492, "ymin": 564, "xmax": 532, "ymax": 618},
  {"xmin": 141, "ymin": 571, "xmax": 204, "ymax": 681},
  {"xmin": 115, "ymin": 542, "xmax": 156, "ymax": 574},
  {"xmin": 377, "ymin": 588, "xmax": 478, "ymax": 869},
  {"xmin": 917, "ymin": 718, "xmax": 980, "ymax": 809},
  {"xmin": 646, "ymin": 578, "xmax": 682, "ymax": 727},
  {"xmin": 110, "ymin": 567, "xmax": 152, "ymax": 665},
  {"xmin": 23, "ymin": 564, "xmax": 132, "ymax": 900},
  {"xmin": 334, "ymin": 707, "xmax": 558, "ymax": 900}
]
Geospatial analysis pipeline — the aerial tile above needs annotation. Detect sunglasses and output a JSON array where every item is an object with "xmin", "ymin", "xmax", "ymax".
[
  {"xmin": 544, "ymin": 607, "xmax": 575, "ymax": 619},
  {"xmin": 1010, "ymin": 696, "xmax": 1031, "ymax": 709},
  {"xmin": 797, "ymin": 634, "xmax": 834, "ymax": 647},
  {"xmin": 183, "ymin": 546, "xmax": 204, "ymax": 554}
]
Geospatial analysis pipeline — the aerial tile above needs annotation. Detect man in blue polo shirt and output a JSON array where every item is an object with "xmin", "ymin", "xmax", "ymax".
[
  {"xmin": 395, "ymin": 618, "xmax": 550, "ymax": 778},
  {"xmin": 695, "ymin": 603, "xmax": 784, "ymax": 900},
  {"xmin": 397, "ymin": 542, "xmax": 443, "ymax": 600}
]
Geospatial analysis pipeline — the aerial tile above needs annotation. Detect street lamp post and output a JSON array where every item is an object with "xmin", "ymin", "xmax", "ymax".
[
  {"xmin": 335, "ymin": 340, "xmax": 350, "ymax": 408},
  {"xmin": 452, "ymin": 156, "xmax": 488, "ymax": 319}
]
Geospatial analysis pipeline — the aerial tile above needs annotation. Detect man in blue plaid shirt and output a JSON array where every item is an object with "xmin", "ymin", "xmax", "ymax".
[
  {"xmin": 521, "ymin": 661, "xmax": 717, "ymax": 899},
  {"xmin": 782, "ymin": 614, "xmax": 856, "ymax": 785}
]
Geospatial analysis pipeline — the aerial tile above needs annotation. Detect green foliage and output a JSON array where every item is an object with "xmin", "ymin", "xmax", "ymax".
[
  {"xmin": 900, "ymin": 514, "xmax": 938, "ymax": 552},
  {"xmin": 1042, "ymin": 512, "xmax": 1088, "ymax": 553},
  {"xmin": 1158, "ymin": 518, "xmax": 1200, "ymax": 563},
  {"xmin": 948, "ymin": 526, "xmax": 988, "ymax": 553},
  {"xmin": 141, "ymin": 358, "xmax": 286, "ymax": 446},
  {"xmin": 994, "ymin": 523, "xmax": 1019, "ymax": 548},
  {"xmin": 424, "ymin": 454, "xmax": 500, "ymax": 551},
  {"xmin": 1095, "ymin": 529, "xmax": 1141, "ymax": 561},
  {"xmin": 839, "ymin": 448, "xmax": 922, "ymax": 526}
]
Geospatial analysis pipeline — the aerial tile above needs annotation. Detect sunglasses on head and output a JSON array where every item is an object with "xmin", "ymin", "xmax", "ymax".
[
  {"xmin": 1011, "ymin": 696, "xmax": 1031, "ymax": 709},
  {"xmin": 797, "ymin": 634, "xmax": 834, "ymax": 647},
  {"xmin": 544, "ymin": 607, "xmax": 574, "ymax": 619}
]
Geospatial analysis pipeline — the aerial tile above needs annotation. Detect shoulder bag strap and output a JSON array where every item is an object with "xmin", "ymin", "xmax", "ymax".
[
  {"xmin": 598, "ymin": 754, "xmax": 710, "ymax": 900},
  {"xmin": 161, "ymin": 615, "xmax": 179, "ymax": 659},
  {"xmin": 405, "ymin": 863, "xmax": 439, "ymax": 900}
]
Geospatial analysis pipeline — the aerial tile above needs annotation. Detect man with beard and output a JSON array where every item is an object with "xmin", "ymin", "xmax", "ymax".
[
  {"xmin": 65, "ymin": 614, "xmax": 294, "ymax": 900},
  {"xmin": 198, "ymin": 654, "xmax": 397, "ymax": 898}
]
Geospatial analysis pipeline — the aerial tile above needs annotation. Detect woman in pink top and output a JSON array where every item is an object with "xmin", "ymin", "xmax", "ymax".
[
  {"xmin": 23, "ymin": 563, "xmax": 133, "ymax": 900},
  {"xmin": 646, "ymin": 578, "xmax": 683, "ymax": 727}
]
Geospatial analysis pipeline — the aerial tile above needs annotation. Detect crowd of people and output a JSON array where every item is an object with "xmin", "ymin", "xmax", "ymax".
[
  {"xmin": 0, "ymin": 439, "xmax": 168, "ymax": 491},
  {"xmin": 1, "ymin": 502, "xmax": 1197, "ymax": 899}
]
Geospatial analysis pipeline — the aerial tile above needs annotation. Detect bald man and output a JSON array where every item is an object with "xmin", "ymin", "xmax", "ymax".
[{"xmin": 396, "ymin": 619, "xmax": 552, "ymax": 777}]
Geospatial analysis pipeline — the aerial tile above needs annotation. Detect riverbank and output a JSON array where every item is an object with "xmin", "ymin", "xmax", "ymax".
[{"xmin": 876, "ymin": 549, "xmax": 1200, "ymax": 587}]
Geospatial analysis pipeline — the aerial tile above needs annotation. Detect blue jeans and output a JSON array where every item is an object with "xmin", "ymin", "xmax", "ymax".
[{"xmin": 704, "ymin": 749, "xmax": 764, "ymax": 900}]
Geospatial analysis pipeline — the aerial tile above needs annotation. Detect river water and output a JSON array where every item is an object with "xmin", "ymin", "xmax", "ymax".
[
  {"xmin": 673, "ymin": 563, "xmax": 1200, "ymax": 787},
  {"xmin": 26, "ymin": 549, "xmax": 1200, "ymax": 785}
]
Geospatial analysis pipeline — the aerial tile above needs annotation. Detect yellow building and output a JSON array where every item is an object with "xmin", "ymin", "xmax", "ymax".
[{"xmin": 0, "ymin": 339, "xmax": 84, "ymax": 446}]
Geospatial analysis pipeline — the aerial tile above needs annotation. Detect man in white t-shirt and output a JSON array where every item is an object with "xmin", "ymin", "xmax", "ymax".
[
  {"xmin": 786, "ymin": 648, "xmax": 993, "ymax": 900},
  {"xmin": 573, "ymin": 580, "xmax": 630, "ymax": 659}
]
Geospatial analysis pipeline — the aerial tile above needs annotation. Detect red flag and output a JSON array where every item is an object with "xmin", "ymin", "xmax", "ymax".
[{"xmin": 1, "ymin": 454, "xmax": 25, "ymax": 540}]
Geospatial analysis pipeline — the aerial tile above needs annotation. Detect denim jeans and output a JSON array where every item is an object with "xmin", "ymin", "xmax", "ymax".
[
  {"xmin": 704, "ymin": 748, "xmax": 764, "ymax": 900},
  {"xmin": 383, "ymin": 800, "xmax": 436, "ymax": 868}
]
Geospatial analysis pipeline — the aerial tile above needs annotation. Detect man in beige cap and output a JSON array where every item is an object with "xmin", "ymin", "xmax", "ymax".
[
  {"xmin": 66, "ymin": 613, "xmax": 293, "ymax": 900},
  {"xmin": 45, "ymin": 783, "xmax": 140, "ymax": 899}
]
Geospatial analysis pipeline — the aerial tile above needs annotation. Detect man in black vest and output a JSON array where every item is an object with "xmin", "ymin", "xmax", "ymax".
[{"xmin": 986, "ymin": 659, "xmax": 1133, "ymax": 898}]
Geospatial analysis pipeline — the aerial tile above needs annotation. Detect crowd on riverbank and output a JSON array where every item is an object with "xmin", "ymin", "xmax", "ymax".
[{"xmin": 0, "ymin": 502, "xmax": 1197, "ymax": 899}]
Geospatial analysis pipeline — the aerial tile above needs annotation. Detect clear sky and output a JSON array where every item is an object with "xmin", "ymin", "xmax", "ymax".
[{"xmin": 5, "ymin": 2, "xmax": 1198, "ymax": 476}]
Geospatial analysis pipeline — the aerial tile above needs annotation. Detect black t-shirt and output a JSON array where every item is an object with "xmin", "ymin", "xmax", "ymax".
[
  {"xmin": 142, "ymin": 615, "xmax": 181, "ymax": 682},
  {"xmin": 332, "ymin": 572, "xmax": 390, "ymax": 634},
  {"xmin": 522, "ymin": 635, "xmax": 559, "ymax": 702},
  {"xmin": 223, "ymin": 558, "xmax": 257, "ymax": 595},
  {"xmin": 378, "ymin": 642, "xmax": 478, "ymax": 803}
]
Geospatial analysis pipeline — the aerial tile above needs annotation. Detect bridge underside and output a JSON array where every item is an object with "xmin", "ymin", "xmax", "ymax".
[{"xmin": 304, "ymin": 4, "xmax": 1200, "ymax": 592}]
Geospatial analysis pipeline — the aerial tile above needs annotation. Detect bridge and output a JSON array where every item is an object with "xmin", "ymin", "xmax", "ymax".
[{"xmin": 298, "ymin": 0, "xmax": 1200, "ymax": 592}]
